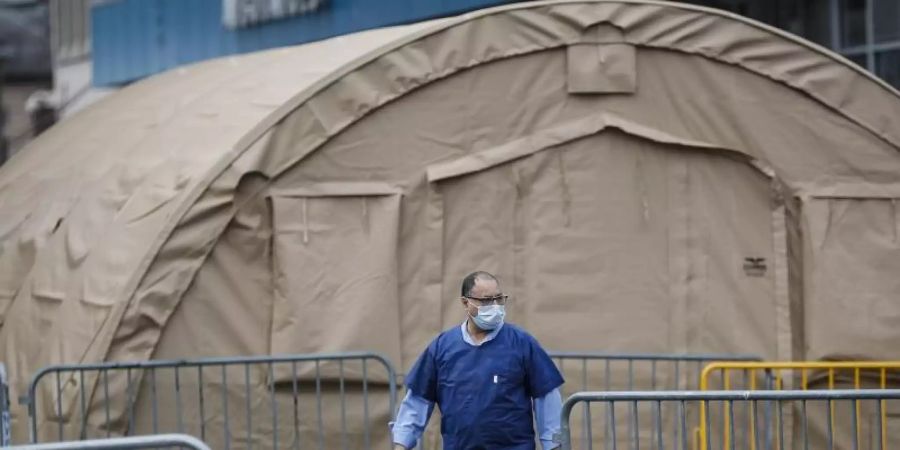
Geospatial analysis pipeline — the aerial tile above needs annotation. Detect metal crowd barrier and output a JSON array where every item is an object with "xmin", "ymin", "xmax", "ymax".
[
  {"xmin": 699, "ymin": 361, "xmax": 900, "ymax": 450},
  {"xmin": 409, "ymin": 352, "xmax": 762, "ymax": 450},
  {"xmin": 700, "ymin": 361, "xmax": 900, "ymax": 391},
  {"xmin": 24, "ymin": 352, "xmax": 397, "ymax": 449},
  {"xmin": 549, "ymin": 352, "xmax": 760, "ymax": 450},
  {"xmin": 6, "ymin": 434, "xmax": 211, "ymax": 450},
  {"xmin": 560, "ymin": 389, "xmax": 900, "ymax": 450},
  {"xmin": 550, "ymin": 352, "xmax": 762, "ymax": 392}
]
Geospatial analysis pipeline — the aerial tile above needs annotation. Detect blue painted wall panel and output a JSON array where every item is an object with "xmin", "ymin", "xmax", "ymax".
[{"xmin": 92, "ymin": 0, "xmax": 519, "ymax": 85}]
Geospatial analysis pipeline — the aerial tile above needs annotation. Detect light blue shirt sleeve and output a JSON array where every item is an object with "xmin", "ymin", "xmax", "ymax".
[
  {"xmin": 534, "ymin": 387, "xmax": 563, "ymax": 450},
  {"xmin": 391, "ymin": 390, "xmax": 435, "ymax": 449}
]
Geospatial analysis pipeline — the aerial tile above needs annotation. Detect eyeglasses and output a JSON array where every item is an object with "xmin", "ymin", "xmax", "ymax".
[{"xmin": 465, "ymin": 294, "xmax": 509, "ymax": 306}]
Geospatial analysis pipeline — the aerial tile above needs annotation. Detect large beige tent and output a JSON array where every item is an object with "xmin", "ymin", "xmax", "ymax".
[{"xmin": 1, "ymin": 0, "xmax": 900, "ymax": 447}]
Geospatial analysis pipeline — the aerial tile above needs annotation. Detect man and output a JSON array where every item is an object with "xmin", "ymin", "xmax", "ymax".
[{"xmin": 391, "ymin": 271, "xmax": 565, "ymax": 450}]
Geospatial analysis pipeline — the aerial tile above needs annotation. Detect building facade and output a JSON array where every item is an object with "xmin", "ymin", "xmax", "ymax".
[
  {"xmin": 0, "ymin": 0, "xmax": 52, "ymax": 163},
  {"xmin": 10, "ymin": 0, "xmax": 900, "ymax": 161}
]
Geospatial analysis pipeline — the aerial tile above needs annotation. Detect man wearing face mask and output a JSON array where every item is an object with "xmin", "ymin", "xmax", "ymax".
[{"xmin": 391, "ymin": 271, "xmax": 565, "ymax": 450}]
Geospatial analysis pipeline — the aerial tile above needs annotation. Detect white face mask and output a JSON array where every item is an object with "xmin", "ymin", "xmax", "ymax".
[{"xmin": 470, "ymin": 304, "xmax": 505, "ymax": 331}]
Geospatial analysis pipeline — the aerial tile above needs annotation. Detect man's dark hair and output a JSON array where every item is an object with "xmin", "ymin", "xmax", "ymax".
[{"xmin": 461, "ymin": 271, "xmax": 499, "ymax": 297}]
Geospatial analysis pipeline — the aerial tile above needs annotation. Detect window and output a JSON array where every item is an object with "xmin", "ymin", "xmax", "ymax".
[
  {"xmin": 802, "ymin": 0, "xmax": 833, "ymax": 47},
  {"xmin": 876, "ymin": 50, "xmax": 900, "ymax": 88},
  {"xmin": 873, "ymin": 0, "xmax": 900, "ymax": 43},
  {"xmin": 840, "ymin": 0, "xmax": 866, "ymax": 48},
  {"xmin": 833, "ymin": 0, "xmax": 900, "ymax": 88},
  {"xmin": 675, "ymin": 0, "xmax": 900, "ymax": 88}
]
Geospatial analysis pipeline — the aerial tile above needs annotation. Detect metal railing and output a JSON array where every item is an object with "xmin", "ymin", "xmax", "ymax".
[
  {"xmin": 6, "ymin": 434, "xmax": 211, "ymax": 450},
  {"xmin": 549, "ymin": 352, "xmax": 760, "ymax": 450},
  {"xmin": 700, "ymin": 361, "xmax": 900, "ymax": 391},
  {"xmin": 560, "ymin": 389, "xmax": 900, "ymax": 450},
  {"xmin": 550, "ymin": 352, "xmax": 762, "ymax": 392},
  {"xmin": 25, "ymin": 352, "xmax": 398, "ymax": 449},
  {"xmin": 699, "ymin": 361, "xmax": 900, "ymax": 450}
]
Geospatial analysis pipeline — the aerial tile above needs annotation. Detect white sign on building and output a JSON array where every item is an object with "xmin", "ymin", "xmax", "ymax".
[{"xmin": 222, "ymin": 0, "xmax": 326, "ymax": 29}]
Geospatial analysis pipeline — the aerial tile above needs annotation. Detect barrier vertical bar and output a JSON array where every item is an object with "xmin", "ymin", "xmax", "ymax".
[
  {"xmin": 222, "ymin": 365, "xmax": 231, "ymax": 450},
  {"xmin": 244, "ymin": 363, "xmax": 252, "ymax": 450},
  {"xmin": 876, "ymin": 397, "xmax": 884, "ymax": 450},
  {"xmin": 749, "ymin": 369, "xmax": 757, "ymax": 450},
  {"xmin": 674, "ymin": 361, "xmax": 680, "ymax": 450},
  {"xmin": 175, "ymin": 367, "xmax": 184, "ymax": 434},
  {"xmin": 801, "ymin": 400, "xmax": 808, "ymax": 450},
  {"xmin": 78, "ymin": 371, "xmax": 86, "ymax": 439},
  {"xmin": 751, "ymin": 395, "xmax": 761, "ymax": 450},
  {"xmin": 582, "ymin": 359, "xmax": 591, "ymax": 450},
  {"xmin": 705, "ymin": 400, "xmax": 712, "ymax": 450},
  {"xmin": 199, "ymin": 366, "xmax": 207, "ymax": 442},
  {"xmin": 728, "ymin": 400, "xmax": 735, "ymax": 450},
  {"xmin": 362, "ymin": 359, "xmax": 370, "ymax": 450},
  {"xmin": 268, "ymin": 362, "xmax": 277, "ymax": 450},
  {"xmin": 150, "ymin": 368, "xmax": 158, "ymax": 434},
  {"xmin": 0, "ymin": 363, "xmax": 10, "ymax": 446},
  {"xmin": 776, "ymin": 400, "xmax": 783, "ymax": 450},
  {"xmin": 724, "ymin": 368, "xmax": 731, "ymax": 450},
  {"xmin": 828, "ymin": 368, "xmax": 835, "ymax": 441},
  {"xmin": 339, "ymin": 360, "xmax": 347, "ymax": 450},
  {"xmin": 316, "ymin": 361, "xmax": 323, "ymax": 450},
  {"xmin": 102, "ymin": 371, "xmax": 110, "ymax": 438},
  {"xmin": 610, "ymin": 400, "xmax": 618, "ymax": 450},
  {"xmin": 881, "ymin": 368, "xmax": 887, "ymax": 450},
  {"xmin": 628, "ymin": 361, "xmax": 634, "ymax": 450},
  {"xmin": 655, "ymin": 400, "xmax": 663, "ymax": 450},
  {"xmin": 605, "ymin": 360, "xmax": 611, "ymax": 450},
  {"xmin": 125, "ymin": 368, "xmax": 135, "ymax": 435},
  {"xmin": 773, "ymin": 372, "xmax": 783, "ymax": 450},
  {"xmin": 854, "ymin": 368, "xmax": 861, "ymax": 447},
  {"xmin": 291, "ymin": 361, "xmax": 299, "ymax": 450},
  {"xmin": 651, "ymin": 361, "xmax": 657, "ymax": 450},
  {"xmin": 632, "ymin": 400, "xmax": 639, "ymax": 450},
  {"xmin": 55, "ymin": 372, "xmax": 62, "ymax": 441}
]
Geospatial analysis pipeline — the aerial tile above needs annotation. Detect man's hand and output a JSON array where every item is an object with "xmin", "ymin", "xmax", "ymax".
[{"xmin": 393, "ymin": 444, "xmax": 408, "ymax": 450}]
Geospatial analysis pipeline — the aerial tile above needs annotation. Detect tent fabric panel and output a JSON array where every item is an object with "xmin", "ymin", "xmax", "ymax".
[
  {"xmin": 516, "ymin": 132, "xmax": 676, "ymax": 353},
  {"xmin": 269, "ymin": 193, "xmax": 402, "ymax": 383},
  {"xmin": 681, "ymin": 149, "xmax": 780, "ymax": 359},
  {"xmin": 802, "ymin": 198, "xmax": 900, "ymax": 361}
]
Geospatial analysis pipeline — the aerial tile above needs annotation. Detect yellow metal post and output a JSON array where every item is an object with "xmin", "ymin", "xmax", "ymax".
[
  {"xmin": 699, "ymin": 365, "xmax": 713, "ymax": 450},
  {"xmin": 829, "ymin": 368, "xmax": 835, "ymax": 442},
  {"xmin": 749, "ymin": 369, "xmax": 756, "ymax": 450},
  {"xmin": 775, "ymin": 371, "xmax": 782, "ymax": 450},
  {"xmin": 723, "ymin": 371, "xmax": 731, "ymax": 450}
]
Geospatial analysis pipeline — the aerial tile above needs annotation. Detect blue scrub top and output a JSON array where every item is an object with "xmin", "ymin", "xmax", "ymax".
[{"xmin": 405, "ymin": 323, "xmax": 564, "ymax": 450}]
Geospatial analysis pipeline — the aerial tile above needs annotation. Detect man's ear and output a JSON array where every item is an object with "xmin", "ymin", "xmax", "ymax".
[{"xmin": 460, "ymin": 297, "xmax": 468, "ymax": 308}]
